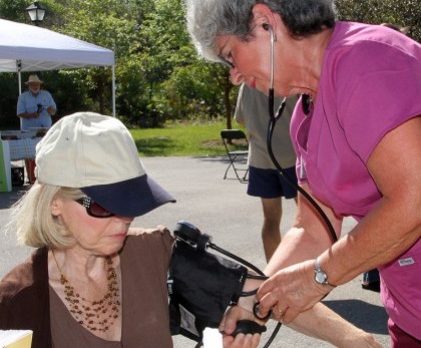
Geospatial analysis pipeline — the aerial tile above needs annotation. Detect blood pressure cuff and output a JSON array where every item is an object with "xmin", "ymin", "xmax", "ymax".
[{"xmin": 168, "ymin": 239, "xmax": 248, "ymax": 341}]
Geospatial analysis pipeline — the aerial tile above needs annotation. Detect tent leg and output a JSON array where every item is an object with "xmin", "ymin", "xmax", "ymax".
[
  {"xmin": 112, "ymin": 65, "xmax": 116, "ymax": 117},
  {"xmin": 17, "ymin": 60, "xmax": 22, "ymax": 95}
]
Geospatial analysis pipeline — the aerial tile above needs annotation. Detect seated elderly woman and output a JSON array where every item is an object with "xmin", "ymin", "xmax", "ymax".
[{"xmin": 0, "ymin": 113, "xmax": 177, "ymax": 347}]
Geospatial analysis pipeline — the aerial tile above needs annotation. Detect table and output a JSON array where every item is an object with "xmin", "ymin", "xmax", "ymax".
[{"xmin": 0, "ymin": 129, "xmax": 46, "ymax": 191}]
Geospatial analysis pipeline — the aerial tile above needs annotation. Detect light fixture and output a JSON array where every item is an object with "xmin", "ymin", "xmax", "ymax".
[{"xmin": 25, "ymin": 1, "xmax": 46, "ymax": 26}]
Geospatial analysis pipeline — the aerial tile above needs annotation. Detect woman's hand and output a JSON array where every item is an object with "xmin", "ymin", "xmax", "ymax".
[
  {"xmin": 220, "ymin": 306, "xmax": 261, "ymax": 348},
  {"xmin": 257, "ymin": 259, "xmax": 332, "ymax": 323},
  {"xmin": 47, "ymin": 106, "xmax": 56, "ymax": 115},
  {"xmin": 223, "ymin": 332, "xmax": 261, "ymax": 348}
]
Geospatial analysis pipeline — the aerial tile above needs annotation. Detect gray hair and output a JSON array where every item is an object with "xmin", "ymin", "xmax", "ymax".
[
  {"xmin": 185, "ymin": 0, "xmax": 337, "ymax": 61},
  {"xmin": 8, "ymin": 184, "xmax": 84, "ymax": 249}
]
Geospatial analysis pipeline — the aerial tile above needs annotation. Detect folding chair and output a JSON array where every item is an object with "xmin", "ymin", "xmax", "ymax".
[{"xmin": 220, "ymin": 129, "xmax": 249, "ymax": 182}]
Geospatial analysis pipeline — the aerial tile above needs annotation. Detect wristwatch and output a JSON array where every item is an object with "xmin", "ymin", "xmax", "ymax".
[{"xmin": 314, "ymin": 258, "xmax": 336, "ymax": 287}]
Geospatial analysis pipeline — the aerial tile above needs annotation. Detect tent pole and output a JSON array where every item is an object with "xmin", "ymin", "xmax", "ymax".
[
  {"xmin": 18, "ymin": 72, "xmax": 22, "ymax": 95},
  {"xmin": 17, "ymin": 60, "xmax": 22, "ymax": 95},
  {"xmin": 112, "ymin": 65, "xmax": 116, "ymax": 117}
]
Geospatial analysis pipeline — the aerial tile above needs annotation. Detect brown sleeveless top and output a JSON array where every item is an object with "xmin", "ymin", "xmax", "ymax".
[{"xmin": 49, "ymin": 232, "xmax": 174, "ymax": 348}]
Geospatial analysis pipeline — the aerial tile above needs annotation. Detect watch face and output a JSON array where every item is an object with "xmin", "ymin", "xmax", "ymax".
[{"xmin": 315, "ymin": 271, "xmax": 327, "ymax": 284}]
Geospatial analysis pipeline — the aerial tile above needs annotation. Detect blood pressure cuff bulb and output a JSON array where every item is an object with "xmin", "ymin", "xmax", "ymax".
[{"xmin": 168, "ymin": 221, "xmax": 263, "ymax": 342}]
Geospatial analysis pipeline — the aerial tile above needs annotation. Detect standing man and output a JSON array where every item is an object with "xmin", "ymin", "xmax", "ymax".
[
  {"xmin": 234, "ymin": 84, "xmax": 298, "ymax": 260},
  {"xmin": 17, "ymin": 74, "xmax": 56, "ymax": 184}
]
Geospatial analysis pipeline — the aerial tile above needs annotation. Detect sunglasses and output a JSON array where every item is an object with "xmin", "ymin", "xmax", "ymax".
[{"xmin": 74, "ymin": 196, "xmax": 114, "ymax": 218}]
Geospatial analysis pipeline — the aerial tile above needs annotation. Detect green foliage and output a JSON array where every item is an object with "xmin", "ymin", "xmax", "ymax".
[
  {"xmin": 0, "ymin": 73, "xmax": 20, "ymax": 129},
  {"xmin": 43, "ymin": 70, "xmax": 90, "ymax": 116},
  {"xmin": 0, "ymin": 0, "xmax": 237, "ymax": 128},
  {"xmin": 336, "ymin": 0, "xmax": 420, "ymax": 42},
  {"xmin": 0, "ymin": 0, "xmax": 28, "ymax": 22},
  {"xmin": 51, "ymin": 0, "xmax": 140, "ymax": 116},
  {"xmin": 0, "ymin": 0, "xmax": 419, "ymax": 130},
  {"xmin": 156, "ymin": 62, "xmax": 230, "ymax": 120}
]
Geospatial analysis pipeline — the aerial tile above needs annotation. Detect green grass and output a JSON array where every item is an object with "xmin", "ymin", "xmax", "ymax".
[{"xmin": 130, "ymin": 120, "xmax": 237, "ymax": 157}]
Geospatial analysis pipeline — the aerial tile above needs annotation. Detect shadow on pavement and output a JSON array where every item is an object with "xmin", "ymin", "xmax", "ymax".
[
  {"xmin": 135, "ymin": 137, "xmax": 176, "ymax": 157},
  {"xmin": 194, "ymin": 155, "xmax": 230, "ymax": 163},
  {"xmin": 195, "ymin": 155, "xmax": 249, "ymax": 183},
  {"xmin": 324, "ymin": 299, "xmax": 388, "ymax": 335}
]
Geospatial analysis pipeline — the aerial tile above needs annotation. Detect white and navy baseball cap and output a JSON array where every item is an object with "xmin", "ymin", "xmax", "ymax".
[{"xmin": 35, "ymin": 112, "xmax": 175, "ymax": 217}]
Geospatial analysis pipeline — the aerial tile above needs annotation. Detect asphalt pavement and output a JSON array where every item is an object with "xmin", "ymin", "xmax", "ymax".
[{"xmin": 0, "ymin": 156, "xmax": 389, "ymax": 347}]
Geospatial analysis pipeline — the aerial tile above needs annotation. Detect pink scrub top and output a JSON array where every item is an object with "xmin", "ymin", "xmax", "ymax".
[{"xmin": 290, "ymin": 21, "xmax": 421, "ymax": 338}]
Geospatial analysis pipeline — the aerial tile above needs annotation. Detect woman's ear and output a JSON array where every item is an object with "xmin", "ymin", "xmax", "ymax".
[
  {"xmin": 251, "ymin": 3, "xmax": 276, "ymax": 29},
  {"xmin": 50, "ymin": 196, "xmax": 63, "ymax": 217},
  {"xmin": 251, "ymin": 3, "xmax": 280, "ymax": 40}
]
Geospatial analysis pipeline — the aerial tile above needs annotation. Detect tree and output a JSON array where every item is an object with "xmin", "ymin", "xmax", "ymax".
[
  {"xmin": 51, "ymin": 0, "xmax": 140, "ymax": 116},
  {"xmin": 1, "ymin": 0, "xmax": 418, "ymax": 129},
  {"xmin": 140, "ymin": 0, "xmax": 238, "ymax": 126},
  {"xmin": 336, "ymin": 0, "xmax": 420, "ymax": 42}
]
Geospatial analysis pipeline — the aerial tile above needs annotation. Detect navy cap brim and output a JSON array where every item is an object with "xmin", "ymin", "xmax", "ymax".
[{"xmin": 81, "ymin": 175, "xmax": 176, "ymax": 217}]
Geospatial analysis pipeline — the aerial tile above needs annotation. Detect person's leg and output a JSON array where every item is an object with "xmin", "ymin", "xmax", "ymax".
[
  {"xmin": 259, "ymin": 166, "xmax": 298, "ymax": 261},
  {"xmin": 248, "ymin": 166, "xmax": 298, "ymax": 261},
  {"xmin": 362, "ymin": 268, "xmax": 380, "ymax": 292},
  {"xmin": 24, "ymin": 159, "xmax": 36, "ymax": 184},
  {"xmin": 260, "ymin": 197, "xmax": 282, "ymax": 261},
  {"xmin": 247, "ymin": 167, "xmax": 283, "ymax": 261}
]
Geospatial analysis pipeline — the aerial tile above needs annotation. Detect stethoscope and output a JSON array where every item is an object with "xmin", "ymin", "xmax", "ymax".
[{"xmin": 264, "ymin": 23, "xmax": 338, "ymax": 244}]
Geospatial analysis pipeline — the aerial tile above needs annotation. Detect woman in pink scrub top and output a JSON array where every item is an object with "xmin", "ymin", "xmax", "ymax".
[{"xmin": 185, "ymin": 0, "xmax": 421, "ymax": 346}]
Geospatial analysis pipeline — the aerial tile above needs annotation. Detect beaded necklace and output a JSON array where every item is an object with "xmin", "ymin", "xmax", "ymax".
[{"xmin": 52, "ymin": 251, "xmax": 120, "ymax": 333}]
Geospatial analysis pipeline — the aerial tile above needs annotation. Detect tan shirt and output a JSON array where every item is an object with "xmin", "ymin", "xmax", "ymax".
[
  {"xmin": 234, "ymin": 84, "xmax": 297, "ymax": 169},
  {"xmin": 50, "ymin": 232, "xmax": 173, "ymax": 348}
]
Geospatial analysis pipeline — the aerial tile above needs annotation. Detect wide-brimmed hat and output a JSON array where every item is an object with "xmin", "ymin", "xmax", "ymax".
[
  {"xmin": 25, "ymin": 74, "xmax": 43, "ymax": 85},
  {"xmin": 35, "ymin": 112, "xmax": 175, "ymax": 217}
]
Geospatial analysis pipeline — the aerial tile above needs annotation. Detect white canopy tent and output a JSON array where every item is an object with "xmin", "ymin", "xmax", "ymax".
[{"xmin": 0, "ymin": 18, "xmax": 116, "ymax": 116}]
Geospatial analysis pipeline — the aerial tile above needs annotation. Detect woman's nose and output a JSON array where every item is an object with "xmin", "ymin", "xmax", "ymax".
[{"xmin": 114, "ymin": 215, "xmax": 134, "ymax": 223}]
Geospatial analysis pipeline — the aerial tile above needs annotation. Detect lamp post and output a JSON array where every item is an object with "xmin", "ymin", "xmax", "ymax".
[{"xmin": 25, "ymin": 1, "xmax": 46, "ymax": 26}]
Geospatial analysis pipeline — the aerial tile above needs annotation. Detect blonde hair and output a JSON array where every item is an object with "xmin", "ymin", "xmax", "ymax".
[{"xmin": 9, "ymin": 183, "xmax": 84, "ymax": 248}]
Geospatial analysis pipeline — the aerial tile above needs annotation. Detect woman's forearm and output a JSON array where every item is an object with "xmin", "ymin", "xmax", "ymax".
[
  {"xmin": 287, "ymin": 303, "xmax": 381, "ymax": 348},
  {"xmin": 319, "ymin": 195, "xmax": 421, "ymax": 286}
]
